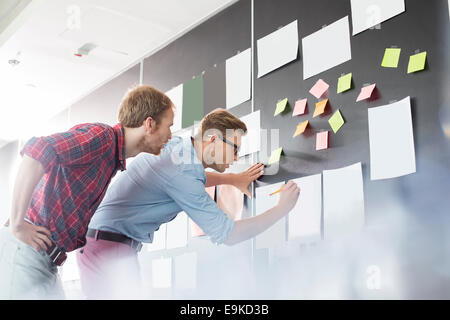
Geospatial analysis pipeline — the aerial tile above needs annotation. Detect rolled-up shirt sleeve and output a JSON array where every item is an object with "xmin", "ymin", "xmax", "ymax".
[
  {"xmin": 165, "ymin": 172, "xmax": 235, "ymax": 244},
  {"xmin": 20, "ymin": 126, "xmax": 113, "ymax": 172},
  {"xmin": 20, "ymin": 137, "xmax": 58, "ymax": 173}
]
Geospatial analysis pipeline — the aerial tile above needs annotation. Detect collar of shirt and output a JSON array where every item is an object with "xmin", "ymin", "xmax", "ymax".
[
  {"xmin": 182, "ymin": 135, "xmax": 206, "ymax": 183},
  {"xmin": 113, "ymin": 123, "xmax": 126, "ymax": 171}
]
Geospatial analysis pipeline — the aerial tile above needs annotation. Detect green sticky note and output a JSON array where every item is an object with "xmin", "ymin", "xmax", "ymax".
[
  {"xmin": 274, "ymin": 98, "xmax": 288, "ymax": 116},
  {"xmin": 407, "ymin": 52, "xmax": 427, "ymax": 74},
  {"xmin": 268, "ymin": 147, "xmax": 283, "ymax": 165},
  {"xmin": 337, "ymin": 73, "xmax": 352, "ymax": 93},
  {"xmin": 328, "ymin": 109, "xmax": 345, "ymax": 133},
  {"xmin": 381, "ymin": 48, "xmax": 401, "ymax": 68},
  {"xmin": 182, "ymin": 75, "xmax": 204, "ymax": 128}
]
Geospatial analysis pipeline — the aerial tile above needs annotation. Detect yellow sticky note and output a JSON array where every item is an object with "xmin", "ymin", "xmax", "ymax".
[
  {"xmin": 381, "ymin": 48, "xmax": 401, "ymax": 68},
  {"xmin": 293, "ymin": 120, "xmax": 309, "ymax": 138},
  {"xmin": 407, "ymin": 52, "xmax": 427, "ymax": 74},
  {"xmin": 274, "ymin": 98, "xmax": 288, "ymax": 116},
  {"xmin": 313, "ymin": 99, "xmax": 328, "ymax": 117},
  {"xmin": 328, "ymin": 110, "xmax": 345, "ymax": 133},
  {"xmin": 268, "ymin": 147, "xmax": 283, "ymax": 165},
  {"xmin": 337, "ymin": 73, "xmax": 352, "ymax": 93}
]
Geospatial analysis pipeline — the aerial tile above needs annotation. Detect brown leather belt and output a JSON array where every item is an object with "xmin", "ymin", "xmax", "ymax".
[
  {"xmin": 46, "ymin": 242, "xmax": 67, "ymax": 266},
  {"xmin": 86, "ymin": 228, "xmax": 143, "ymax": 252},
  {"xmin": 3, "ymin": 219, "xmax": 66, "ymax": 266}
]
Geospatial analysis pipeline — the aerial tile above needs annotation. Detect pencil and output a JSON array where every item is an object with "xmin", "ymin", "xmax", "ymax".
[{"xmin": 269, "ymin": 188, "xmax": 282, "ymax": 196}]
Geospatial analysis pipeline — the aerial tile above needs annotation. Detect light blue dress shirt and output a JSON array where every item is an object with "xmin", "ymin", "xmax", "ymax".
[{"xmin": 88, "ymin": 136, "xmax": 235, "ymax": 244}]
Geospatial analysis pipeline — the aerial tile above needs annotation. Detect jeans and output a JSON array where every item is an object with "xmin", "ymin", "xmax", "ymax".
[{"xmin": 0, "ymin": 227, "xmax": 65, "ymax": 299}]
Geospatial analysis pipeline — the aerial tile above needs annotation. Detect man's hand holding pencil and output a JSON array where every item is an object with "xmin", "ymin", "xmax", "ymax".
[{"xmin": 274, "ymin": 180, "xmax": 300, "ymax": 213}]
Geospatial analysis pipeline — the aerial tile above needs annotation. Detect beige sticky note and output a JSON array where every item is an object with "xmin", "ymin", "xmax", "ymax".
[
  {"xmin": 293, "ymin": 120, "xmax": 309, "ymax": 137},
  {"xmin": 313, "ymin": 99, "xmax": 328, "ymax": 117}
]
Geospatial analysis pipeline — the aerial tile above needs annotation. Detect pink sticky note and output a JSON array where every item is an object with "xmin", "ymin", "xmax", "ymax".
[
  {"xmin": 309, "ymin": 79, "xmax": 329, "ymax": 99},
  {"xmin": 356, "ymin": 84, "xmax": 376, "ymax": 102},
  {"xmin": 316, "ymin": 131, "xmax": 329, "ymax": 151},
  {"xmin": 292, "ymin": 99, "xmax": 307, "ymax": 116}
]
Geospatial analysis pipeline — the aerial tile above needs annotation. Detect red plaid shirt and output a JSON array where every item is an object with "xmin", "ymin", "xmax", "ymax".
[{"xmin": 20, "ymin": 123, "xmax": 126, "ymax": 252}]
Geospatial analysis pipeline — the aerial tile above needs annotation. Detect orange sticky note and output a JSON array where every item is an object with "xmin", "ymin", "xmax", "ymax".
[
  {"xmin": 313, "ymin": 99, "xmax": 328, "ymax": 117},
  {"xmin": 356, "ymin": 84, "xmax": 376, "ymax": 102},
  {"xmin": 316, "ymin": 131, "xmax": 329, "ymax": 150},
  {"xmin": 293, "ymin": 120, "xmax": 309, "ymax": 138},
  {"xmin": 309, "ymin": 79, "xmax": 329, "ymax": 99},
  {"xmin": 292, "ymin": 99, "xmax": 307, "ymax": 116}
]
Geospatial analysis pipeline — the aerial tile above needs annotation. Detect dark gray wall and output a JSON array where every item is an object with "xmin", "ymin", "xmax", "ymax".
[
  {"xmin": 140, "ymin": 0, "xmax": 450, "ymax": 298},
  {"xmin": 252, "ymin": 0, "xmax": 450, "ymax": 299}
]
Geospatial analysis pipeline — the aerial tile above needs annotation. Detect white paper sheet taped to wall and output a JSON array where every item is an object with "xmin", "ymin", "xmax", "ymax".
[
  {"xmin": 302, "ymin": 16, "xmax": 352, "ymax": 80},
  {"xmin": 288, "ymin": 174, "xmax": 322, "ymax": 241},
  {"xmin": 350, "ymin": 0, "xmax": 405, "ymax": 35},
  {"xmin": 239, "ymin": 110, "xmax": 261, "ymax": 157},
  {"xmin": 323, "ymin": 162, "xmax": 365, "ymax": 239},
  {"xmin": 255, "ymin": 182, "xmax": 286, "ymax": 249},
  {"xmin": 152, "ymin": 257, "xmax": 172, "ymax": 288},
  {"xmin": 166, "ymin": 211, "xmax": 188, "ymax": 249},
  {"xmin": 175, "ymin": 252, "xmax": 197, "ymax": 290},
  {"xmin": 368, "ymin": 96, "xmax": 416, "ymax": 180},
  {"xmin": 166, "ymin": 84, "xmax": 183, "ymax": 133},
  {"xmin": 147, "ymin": 223, "xmax": 166, "ymax": 252},
  {"xmin": 226, "ymin": 48, "xmax": 251, "ymax": 109},
  {"xmin": 257, "ymin": 20, "xmax": 299, "ymax": 78}
]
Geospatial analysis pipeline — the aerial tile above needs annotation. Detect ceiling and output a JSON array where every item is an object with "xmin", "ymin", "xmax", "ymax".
[{"xmin": 0, "ymin": 0, "xmax": 237, "ymax": 141}]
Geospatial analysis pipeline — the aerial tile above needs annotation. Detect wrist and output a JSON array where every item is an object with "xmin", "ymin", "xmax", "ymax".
[
  {"xmin": 274, "ymin": 203, "xmax": 288, "ymax": 216},
  {"xmin": 10, "ymin": 218, "xmax": 25, "ymax": 233},
  {"xmin": 228, "ymin": 173, "xmax": 238, "ymax": 184}
]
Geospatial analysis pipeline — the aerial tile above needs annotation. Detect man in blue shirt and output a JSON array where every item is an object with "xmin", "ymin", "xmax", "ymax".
[{"xmin": 77, "ymin": 108, "xmax": 300, "ymax": 299}]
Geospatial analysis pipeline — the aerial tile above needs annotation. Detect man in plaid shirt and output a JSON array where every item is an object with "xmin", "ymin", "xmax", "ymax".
[{"xmin": 0, "ymin": 85, "xmax": 174, "ymax": 299}]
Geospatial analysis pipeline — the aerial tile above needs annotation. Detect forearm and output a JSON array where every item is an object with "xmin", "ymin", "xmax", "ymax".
[
  {"xmin": 10, "ymin": 155, "xmax": 45, "ymax": 231},
  {"xmin": 224, "ymin": 205, "xmax": 286, "ymax": 245},
  {"xmin": 205, "ymin": 171, "xmax": 236, "ymax": 187}
]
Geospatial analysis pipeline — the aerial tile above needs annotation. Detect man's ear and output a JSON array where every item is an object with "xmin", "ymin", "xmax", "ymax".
[{"xmin": 144, "ymin": 117, "xmax": 156, "ymax": 133}]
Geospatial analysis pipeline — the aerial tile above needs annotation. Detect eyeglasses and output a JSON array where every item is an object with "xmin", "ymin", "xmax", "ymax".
[{"xmin": 220, "ymin": 136, "xmax": 240, "ymax": 156}]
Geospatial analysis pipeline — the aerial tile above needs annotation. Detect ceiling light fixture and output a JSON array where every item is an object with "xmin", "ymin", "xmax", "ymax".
[
  {"xmin": 8, "ymin": 59, "xmax": 20, "ymax": 65},
  {"xmin": 8, "ymin": 51, "xmax": 21, "ymax": 66}
]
